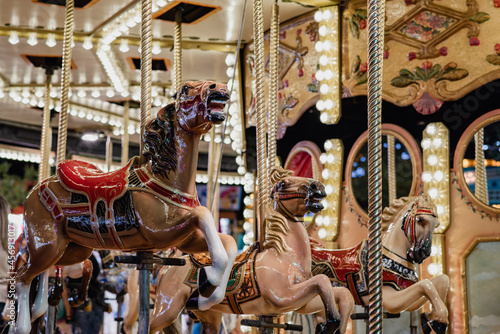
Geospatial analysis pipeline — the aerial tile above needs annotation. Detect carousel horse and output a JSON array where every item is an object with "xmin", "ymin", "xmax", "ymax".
[
  {"xmin": 124, "ymin": 167, "xmax": 355, "ymax": 334},
  {"xmin": 14, "ymin": 81, "xmax": 237, "ymax": 334},
  {"xmin": 310, "ymin": 194, "xmax": 449, "ymax": 334}
]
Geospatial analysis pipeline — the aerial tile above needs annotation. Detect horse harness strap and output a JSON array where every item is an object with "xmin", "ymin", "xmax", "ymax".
[
  {"xmin": 401, "ymin": 201, "xmax": 437, "ymax": 246},
  {"xmin": 274, "ymin": 192, "xmax": 306, "ymax": 222},
  {"xmin": 381, "ymin": 247, "xmax": 418, "ymax": 291}
]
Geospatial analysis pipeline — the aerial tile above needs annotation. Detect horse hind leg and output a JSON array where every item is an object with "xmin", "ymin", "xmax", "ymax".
[{"xmin": 30, "ymin": 271, "xmax": 49, "ymax": 322}]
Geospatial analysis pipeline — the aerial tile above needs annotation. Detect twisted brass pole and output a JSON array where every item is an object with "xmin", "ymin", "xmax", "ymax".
[
  {"xmin": 474, "ymin": 129, "xmax": 489, "ymax": 204},
  {"xmin": 387, "ymin": 135, "xmax": 396, "ymax": 202},
  {"xmin": 39, "ymin": 73, "xmax": 53, "ymax": 182},
  {"xmin": 140, "ymin": 0, "xmax": 153, "ymax": 163},
  {"xmin": 174, "ymin": 8, "xmax": 183, "ymax": 91},
  {"xmin": 122, "ymin": 101, "xmax": 130, "ymax": 165},
  {"xmin": 56, "ymin": 0, "xmax": 74, "ymax": 165},
  {"xmin": 106, "ymin": 134, "xmax": 112, "ymax": 172},
  {"xmin": 367, "ymin": 0, "xmax": 386, "ymax": 332},
  {"xmin": 253, "ymin": 0, "xmax": 268, "ymax": 246},
  {"xmin": 267, "ymin": 1, "xmax": 280, "ymax": 207},
  {"xmin": 207, "ymin": 128, "xmax": 216, "ymax": 213}
]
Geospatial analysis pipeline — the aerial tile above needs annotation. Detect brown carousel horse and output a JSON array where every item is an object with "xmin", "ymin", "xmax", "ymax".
[
  {"xmin": 124, "ymin": 167, "xmax": 355, "ymax": 334},
  {"xmin": 14, "ymin": 81, "xmax": 237, "ymax": 334},
  {"xmin": 310, "ymin": 194, "xmax": 450, "ymax": 334}
]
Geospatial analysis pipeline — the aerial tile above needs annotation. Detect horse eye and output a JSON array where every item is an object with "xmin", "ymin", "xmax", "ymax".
[
  {"xmin": 181, "ymin": 86, "xmax": 190, "ymax": 95},
  {"xmin": 416, "ymin": 216, "xmax": 423, "ymax": 223}
]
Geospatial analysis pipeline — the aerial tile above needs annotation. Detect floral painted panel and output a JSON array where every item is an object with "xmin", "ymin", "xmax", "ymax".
[{"xmin": 400, "ymin": 11, "xmax": 457, "ymax": 42}]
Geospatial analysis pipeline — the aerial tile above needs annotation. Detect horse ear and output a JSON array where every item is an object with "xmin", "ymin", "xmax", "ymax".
[{"xmin": 171, "ymin": 92, "xmax": 177, "ymax": 100}]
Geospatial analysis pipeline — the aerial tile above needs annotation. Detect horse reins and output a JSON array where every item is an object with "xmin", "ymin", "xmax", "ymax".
[
  {"xmin": 401, "ymin": 200, "xmax": 437, "ymax": 246},
  {"xmin": 272, "ymin": 189, "xmax": 307, "ymax": 222}
]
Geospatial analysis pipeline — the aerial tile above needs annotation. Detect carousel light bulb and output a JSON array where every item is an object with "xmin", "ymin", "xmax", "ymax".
[
  {"xmin": 322, "ymin": 9, "xmax": 332, "ymax": 21},
  {"xmin": 427, "ymin": 263, "xmax": 438, "ymax": 276},
  {"xmin": 314, "ymin": 10, "xmax": 323, "ymax": 22},
  {"xmin": 77, "ymin": 89, "xmax": 86, "ymax": 98},
  {"xmin": 91, "ymin": 89, "xmax": 101, "ymax": 98},
  {"xmin": 8, "ymin": 31, "xmax": 19, "ymax": 45},
  {"xmin": 318, "ymin": 228, "xmax": 328, "ymax": 240},
  {"xmin": 106, "ymin": 89, "xmax": 115, "ymax": 98},
  {"xmin": 320, "ymin": 84, "xmax": 329, "ymax": 95},
  {"xmin": 225, "ymin": 53, "xmax": 236, "ymax": 66},
  {"xmin": 323, "ymin": 216, "xmax": 331, "ymax": 227},
  {"xmin": 436, "ymin": 204, "xmax": 445, "ymax": 215},
  {"xmin": 46, "ymin": 34, "xmax": 57, "ymax": 48},
  {"xmin": 324, "ymin": 69, "xmax": 333, "ymax": 80},
  {"xmin": 315, "ymin": 41, "xmax": 323, "ymax": 52},
  {"xmin": 152, "ymin": 41, "xmax": 161, "ymax": 55},
  {"xmin": 319, "ymin": 55, "xmax": 329, "ymax": 66},
  {"xmin": 27, "ymin": 32, "xmax": 38, "ymax": 46},
  {"xmin": 426, "ymin": 124, "xmax": 437, "ymax": 135},
  {"xmin": 226, "ymin": 67, "xmax": 235, "ymax": 78},
  {"xmin": 421, "ymin": 171, "xmax": 432, "ymax": 183},
  {"xmin": 434, "ymin": 170, "xmax": 444, "ymax": 182},
  {"xmin": 428, "ymin": 187, "xmax": 439, "ymax": 199},
  {"xmin": 82, "ymin": 36, "xmax": 93, "ymax": 50},
  {"xmin": 320, "ymin": 112, "xmax": 329, "ymax": 123},
  {"xmin": 324, "ymin": 139, "xmax": 333, "ymax": 151},
  {"xmin": 119, "ymin": 39, "xmax": 129, "ymax": 53},
  {"xmin": 427, "ymin": 154, "xmax": 438, "ymax": 166},
  {"xmin": 430, "ymin": 245, "xmax": 438, "ymax": 256},
  {"xmin": 433, "ymin": 137, "xmax": 443, "ymax": 148},
  {"xmin": 324, "ymin": 99, "xmax": 334, "ymax": 110},
  {"xmin": 323, "ymin": 40, "xmax": 331, "ymax": 51},
  {"xmin": 318, "ymin": 25, "xmax": 328, "ymax": 37},
  {"xmin": 421, "ymin": 138, "xmax": 431, "ymax": 149}
]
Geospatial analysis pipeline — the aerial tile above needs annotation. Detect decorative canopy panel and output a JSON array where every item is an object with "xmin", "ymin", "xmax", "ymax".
[{"xmin": 343, "ymin": 0, "xmax": 500, "ymax": 115}]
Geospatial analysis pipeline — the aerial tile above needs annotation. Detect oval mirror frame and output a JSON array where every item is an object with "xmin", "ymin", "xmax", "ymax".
[
  {"xmin": 454, "ymin": 109, "xmax": 500, "ymax": 215},
  {"xmin": 345, "ymin": 124, "xmax": 423, "ymax": 220}
]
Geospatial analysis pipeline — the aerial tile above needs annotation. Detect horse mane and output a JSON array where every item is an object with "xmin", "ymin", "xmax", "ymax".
[
  {"xmin": 263, "ymin": 166, "xmax": 294, "ymax": 255},
  {"xmin": 142, "ymin": 104, "xmax": 178, "ymax": 178},
  {"xmin": 381, "ymin": 196, "xmax": 414, "ymax": 233}
]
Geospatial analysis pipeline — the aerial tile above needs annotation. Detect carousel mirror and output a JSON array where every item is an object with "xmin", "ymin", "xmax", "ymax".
[
  {"xmin": 462, "ymin": 121, "xmax": 500, "ymax": 209},
  {"xmin": 455, "ymin": 110, "xmax": 500, "ymax": 214},
  {"xmin": 346, "ymin": 125, "xmax": 422, "ymax": 217}
]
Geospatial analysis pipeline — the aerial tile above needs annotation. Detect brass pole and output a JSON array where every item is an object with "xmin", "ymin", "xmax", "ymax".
[
  {"xmin": 122, "ymin": 101, "xmax": 130, "ymax": 165},
  {"xmin": 474, "ymin": 129, "xmax": 489, "ymax": 204},
  {"xmin": 387, "ymin": 135, "xmax": 396, "ymax": 202},
  {"xmin": 140, "ymin": 0, "xmax": 153, "ymax": 164},
  {"xmin": 173, "ymin": 7, "xmax": 183, "ymax": 91},
  {"xmin": 39, "ymin": 73, "xmax": 53, "ymax": 182}
]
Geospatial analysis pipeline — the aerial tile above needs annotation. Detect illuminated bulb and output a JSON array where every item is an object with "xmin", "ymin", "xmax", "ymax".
[
  {"xmin": 324, "ymin": 69, "xmax": 333, "ymax": 80},
  {"xmin": 119, "ymin": 39, "xmax": 129, "ymax": 52},
  {"xmin": 436, "ymin": 204, "xmax": 445, "ymax": 215},
  {"xmin": 426, "ymin": 124, "xmax": 437, "ymax": 135},
  {"xmin": 243, "ymin": 209, "xmax": 253, "ymax": 219},
  {"xmin": 91, "ymin": 90, "xmax": 101, "ymax": 98},
  {"xmin": 319, "ymin": 55, "xmax": 329, "ymax": 66},
  {"xmin": 421, "ymin": 172, "xmax": 432, "ymax": 183},
  {"xmin": 314, "ymin": 10, "xmax": 323, "ymax": 22},
  {"xmin": 27, "ymin": 32, "xmax": 38, "ymax": 46},
  {"xmin": 320, "ymin": 153, "xmax": 327, "ymax": 164},
  {"xmin": 8, "ymin": 31, "xmax": 19, "ymax": 45},
  {"xmin": 322, "ymin": 9, "xmax": 332, "ymax": 21},
  {"xmin": 82, "ymin": 36, "xmax": 93, "ymax": 50},
  {"xmin": 428, "ymin": 187, "xmax": 439, "ymax": 199},
  {"xmin": 315, "ymin": 215, "xmax": 323, "ymax": 226},
  {"xmin": 320, "ymin": 84, "xmax": 329, "ymax": 95},
  {"xmin": 82, "ymin": 133, "xmax": 99, "ymax": 142},
  {"xmin": 101, "ymin": 43, "xmax": 111, "ymax": 51},
  {"xmin": 318, "ymin": 228, "xmax": 328, "ymax": 240},
  {"xmin": 427, "ymin": 154, "xmax": 438, "ymax": 166},
  {"xmin": 421, "ymin": 138, "xmax": 431, "ymax": 149},
  {"xmin": 322, "ymin": 40, "xmax": 331, "ymax": 51},
  {"xmin": 430, "ymin": 245, "xmax": 438, "ymax": 256},
  {"xmin": 320, "ymin": 112, "xmax": 329, "ymax": 123},
  {"xmin": 434, "ymin": 170, "xmax": 444, "ymax": 182},
  {"xmin": 226, "ymin": 67, "xmax": 235, "ymax": 78},
  {"xmin": 225, "ymin": 53, "xmax": 236, "ymax": 66},
  {"xmin": 315, "ymin": 41, "xmax": 323, "ymax": 52},
  {"xmin": 322, "ymin": 169, "xmax": 330, "ymax": 180},
  {"xmin": 106, "ymin": 89, "xmax": 115, "ymax": 98},
  {"xmin": 35, "ymin": 89, "xmax": 44, "ymax": 97},
  {"xmin": 46, "ymin": 33, "xmax": 57, "ymax": 47},
  {"xmin": 324, "ymin": 140, "xmax": 333, "ymax": 151},
  {"xmin": 325, "ymin": 184, "xmax": 333, "ymax": 195},
  {"xmin": 433, "ymin": 137, "xmax": 443, "ymax": 148},
  {"xmin": 427, "ymin": 263, "xmax": 438, "ymax": 276},
  {"xmin": 77, "ymin": 89, "xmax": 86, "ymax": 98},
  {"xmin": 152, "ymin": 41, "xmax": 161, "ymax": 55},
  {"xmin": 318, "ymin": 25, "xmax": 328, "ymax": 37},
  {"xmin": 324, "ymin": 99, "xmax": 334, "ymax": 110},
  {"xmin": 316, "ymin": 70, "xmax": 324, "ymax": 81},
  {"xmin": 50, "ymin": 90, "xmax": 57, "ymax": 98}
]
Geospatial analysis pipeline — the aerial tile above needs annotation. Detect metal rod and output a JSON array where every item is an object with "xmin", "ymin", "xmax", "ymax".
[
  {"xmin": 122, "ymin": 101, "xmax": 130, "ymax": 165},
  {"xmin": 140, "ymin": 0, "xmax": 153, "ymax": 164},
  {"xmin": 39, "ymin": 72, "xmax": 52, "ymax": 182},
  {"xmin": 45, "ymin": 304, "xmax": 55, "ymax": 334},
  {"xmin": 173, "ymin": 7, "xmax": 183, "ymax": 91},
  {"xmin": 56, "ymin": 0, "xmax": 74, "ymax": 165},
  {"xmin": 387, "ymin": 135, "xmax": 396, "ymax": 202},
  {"xmin": 106, "ymin": 134, "xmax": 113, "ymax": 172},
  {"xmin": 474, "ymin": 129, "xmax": 489, "ymax": 204},
  {"xmin": 138, "ymin": 265, "xmax": 151, "ymax": 334},
  {"xmin": 366, "ymin": 0, "xmax": 386, "ymax": 332}
]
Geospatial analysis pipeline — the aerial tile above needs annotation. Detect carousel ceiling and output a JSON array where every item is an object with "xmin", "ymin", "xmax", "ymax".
[{"xmin": 0, "ymin": 0, "xmax": 312, "ymax": 168}]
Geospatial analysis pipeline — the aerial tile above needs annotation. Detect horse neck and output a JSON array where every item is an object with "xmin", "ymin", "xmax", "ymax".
[
  {"xmin": 382, "ymin": 216, "xmax": 409, "ymax": 260},
  {"xmin": 150, "ymin": 125, "xmax": 202, "ymax": 195},
  {"xmin": 283, "ymin": 220, "xmax": 312, "ymax": 268}
]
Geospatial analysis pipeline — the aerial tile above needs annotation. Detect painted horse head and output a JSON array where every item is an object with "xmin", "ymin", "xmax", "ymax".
[
  {"xmin": 382, "ymin": 194, "xmax": 439, "ymax": 264},
  {"xmin": 264, "ymin": 166, "xmax": 326, "ymax": 254},
  {"xmin": 175, "ymin": 81, "xmax": 229, "ymax": 133},
  {"xmin": 143, "ymin": 81, "xmax": 229, "ymax": 177}
]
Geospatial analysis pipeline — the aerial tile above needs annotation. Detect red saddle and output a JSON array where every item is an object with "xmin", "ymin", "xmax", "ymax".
[{"xmin": 57, "ymin": 159, "xmax": 133, "ymax": 210}]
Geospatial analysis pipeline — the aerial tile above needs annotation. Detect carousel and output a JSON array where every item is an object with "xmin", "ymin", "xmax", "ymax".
[{"xmin": 0, "ymin": 0, "xmax": 499, "ymax": 333}]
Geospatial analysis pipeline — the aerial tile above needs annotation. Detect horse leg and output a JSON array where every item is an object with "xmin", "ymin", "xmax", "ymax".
[
  {"xmin": 68, "ymin": 259, "xmax": 93, "ymax": 307},
  {"xmin": 30, "ymin": 270, "xmax": 49, "ymax": 321},
  {"xmin": 150, "ymin": 264, "xmax": 191, "ymax": 333},
  {"xmin": 295, "ymin": 287, "xmax": 354, "ymax": 334},
  {"xmin": 381, "ymin": 278, "xmax": 449, "ymax": 324},
  {"xmin": 405, "ymin": 274, "xmax": 450, "ymax": 313},
  {"xmin": 122, "ymin": 269, "xmax": 139, "ymax": 334},
  {"xmin": 263, "ymin": 274, "xmax": 341, "ymax": 333},
  {"xmin": 192, "ymin": 311, "xmax": 222, "ymax": 334}
]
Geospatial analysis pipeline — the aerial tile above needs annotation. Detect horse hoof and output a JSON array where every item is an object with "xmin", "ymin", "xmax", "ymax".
[
  {"xmin": 198, "ymin": 267, "xmax": 217, "ymax": 298},
  {"xmin": 315, "ymin": 319, "xmax": 340, "ymax": 334},
  {"xmin": 421, "ymin": 313, "xmax": 448, "ymax": 334},
  {"xmin": 185, "ymin": 290, "xmax": 200, "ymax": 311}
]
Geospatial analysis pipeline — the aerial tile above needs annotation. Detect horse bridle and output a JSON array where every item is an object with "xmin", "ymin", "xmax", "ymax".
[
  {"xmin": 401, "ymin": 200, "xmax": 438, "ymax": 246},
  {"xmin": 272, "ymin": 188, "xmax": 307, "ymax": 222}
]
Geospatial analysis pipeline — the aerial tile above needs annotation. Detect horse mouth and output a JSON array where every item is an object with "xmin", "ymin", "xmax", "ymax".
[
  {"xmin": 306, "ymin": 192, "xmax": 326, "ymax": 213},
  {"xmin": 207, "ymin": 92, "xmax": 229, "ymax": 124}
]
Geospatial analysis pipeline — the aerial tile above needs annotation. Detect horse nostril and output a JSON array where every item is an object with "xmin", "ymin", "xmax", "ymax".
[{"xmin": 209, "ymin": 83, "xmax": 216, "ymax": 89}]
